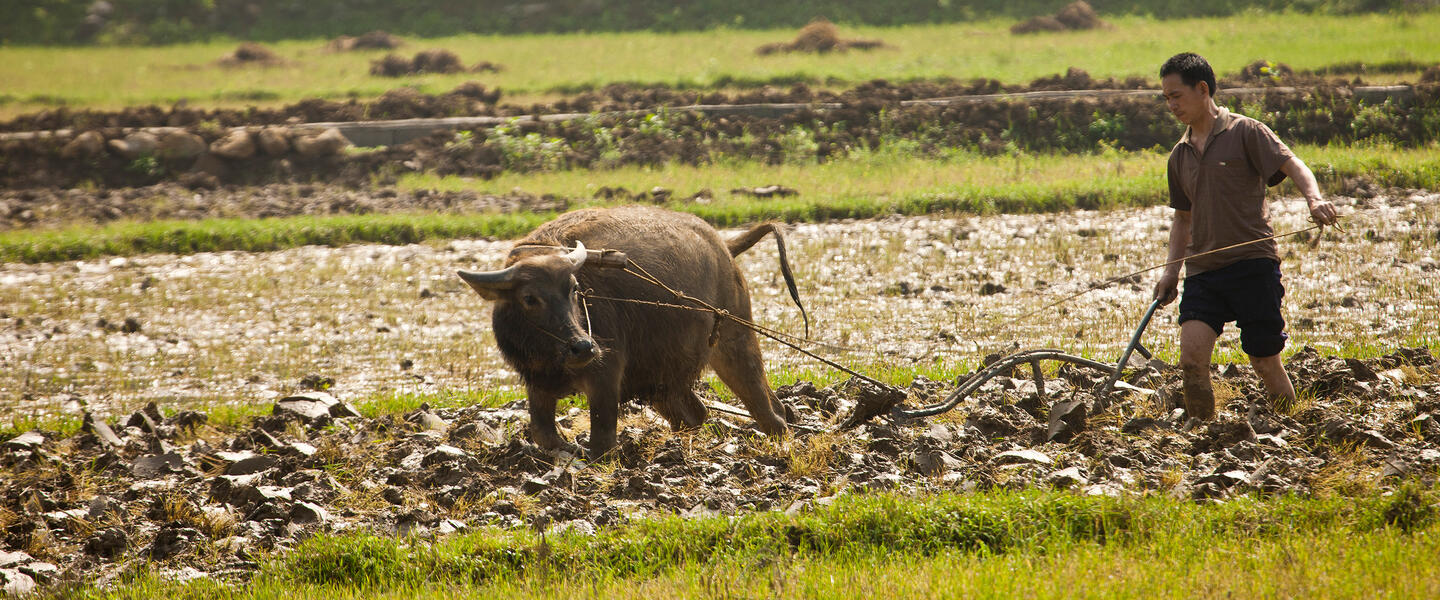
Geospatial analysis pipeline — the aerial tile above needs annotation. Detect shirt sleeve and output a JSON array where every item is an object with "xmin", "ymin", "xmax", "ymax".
[
  {"xmin": 1167, "ymin": 149, "xmax": 1191, "ymax": 210},
  {"xmin": 1241, "ymin": 119, "xmax": 1296, "ymax": 187}
]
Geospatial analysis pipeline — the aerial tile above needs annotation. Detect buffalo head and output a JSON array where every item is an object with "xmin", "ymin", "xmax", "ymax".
[{"xmin": 458, "ymin": 242, "xmax": 599, "ymax": 369}]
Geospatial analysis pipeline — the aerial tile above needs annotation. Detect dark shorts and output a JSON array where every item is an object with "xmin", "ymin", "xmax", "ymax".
[{"xmin": 1178, "ymin": 258, "xmax": 1287, "ymax": 357}]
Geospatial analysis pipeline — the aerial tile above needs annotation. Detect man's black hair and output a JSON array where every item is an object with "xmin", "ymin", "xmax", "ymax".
[{"xmin": 1160, "ymin": 52, "xmax": 1216, "ymax": 97}]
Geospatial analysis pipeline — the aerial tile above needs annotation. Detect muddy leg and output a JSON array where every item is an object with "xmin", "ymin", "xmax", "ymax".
[
  {"xmin": 653, "ymin": 387, "xmax": 708, "ymax": 431},
  {"xmin": 710, "ymin": 325, "xmax": 787, "ymax": 435},
  {"xmin": 1179, "ymin": 320, "xmax": 1219, "ymax": 421},
  {"xmin": 1249, "ymin": 353, "xmax": 1297, "ymax": 413},
  {"xmin": 526, "ymin": 387, "xmax": 564, "ymax": 451},
  {"xmin": 585, "ymin": 381, "xmax": 621, "ymax": 458}
]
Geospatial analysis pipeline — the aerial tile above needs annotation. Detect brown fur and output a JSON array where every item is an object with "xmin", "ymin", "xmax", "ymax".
[{"xmin": 460, "ymin": 206, "xmax": 800, "ymax": 457}]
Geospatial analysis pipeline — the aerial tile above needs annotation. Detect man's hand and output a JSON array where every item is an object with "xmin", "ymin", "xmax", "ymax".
[
  {"xmin": 1307, "ymin": 197, "xmax": 1338, "ymax": 226},
  {"xmin": 1153, "ymin": 272, "xmax": 1180, "ymax": 306}
]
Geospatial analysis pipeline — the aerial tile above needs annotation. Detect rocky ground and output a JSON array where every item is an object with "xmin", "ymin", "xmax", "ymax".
[{"xmin": 1, "ymin": 345, "xmax": 1437, "ymax": 592}]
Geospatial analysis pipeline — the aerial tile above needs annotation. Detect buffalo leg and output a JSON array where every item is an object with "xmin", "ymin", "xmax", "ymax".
[
  {"xmin": 586, "ymin": 378, "xmax": 622, "ymax": 458},
  {"xmin": 710, "ymin": 327, "xmax": 788, "ymax": 435},
  {"xmin": 654, "ymin": 387, "xmax": 708, "ymax": 431},
  {"xmin": 526, "ymin": 388, "xmax": 564, "ymax": 451}
]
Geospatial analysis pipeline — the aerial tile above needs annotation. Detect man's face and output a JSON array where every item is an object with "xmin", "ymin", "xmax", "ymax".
[{"xmin": 1161, "ymin": 73, "xmax": 1209, "ymax": 126}]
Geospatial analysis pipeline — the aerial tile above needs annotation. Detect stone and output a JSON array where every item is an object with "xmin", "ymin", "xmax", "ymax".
[
  {"xmin": 1048, "ymin": 466, "xmax": 1086, "ymax": 488},
  {"xmin": 275, "ymin": 392, "xmax": 358, "ymax": 423},
  {"xmin": 436, "ymin": 519, "xmax": 467, "ymax": 535},
  {"xmin": 191, "ymin": 153, "xmax": 230, "ymax": 179},
  {"xmin": 226, "ymin": 455, "xmax": 279, "ymax": 476},
  {"xmin": 107, "ymin": 131, "xmax": 159, "ymax": 160},
  {"xmin": 210, "ymin": 130, "xmax": 256, "ymax": 160},
  {"xmin": 450, "ymin": 421, "xmax": 504, "ymax": 445},
  {"xmin": 289, "ymin": 501, "xmax": 329, "ymax": 525},
  {"xmin": 911, "ymin": 449, "xmax": 962, "ymax": 477},
  {"xmin": 132, "ymin": 452, "xmax": 185, "ymax": 478},
  {"xmin": 84, "ymin": 413, "xmax": 125, "ymax": 448},
  {"xmin": 157, "ymin": 131, "xmax": 207, "ymax": 161},
  {"xmin": 293, "ymin": 128, "xmax": 351, "ymax": 157},
  {"xmin": 1358, "ymin": 429, "xmax": 1395, "ymax": 450},
  {"xmin": 421, "ymin": 445, "xmax": 467, "ymax": 467},
  {"xmin": 149, "ymin": 526, "xmax": 202, "ymax": 561},
  {"xmin": 994, "ymin": 449, "xmax": 1053, "ymax": 466},
  {"xmin": 18, "ymin": 561, "xmax": 56, "ymax": 581},
  {"xmin": 257, "ymin": 127, "xmax": 292, "ymax": 156},
  {"xmin": 0, "ymin": 569, "xmax": 35, "ymax": 598},
  {"xmin": 521, "ymin": 475, "xmax": 552, "ymax": 494},
  {"xmin": 3, "ymin": 431, "xmax": 44, "ymax": 451},
  {"xmin": 60, "ymin": 130, "xmax": 105, "ymax": 158},
  {"xmin": 0, "ymin": 551, "xmax": 30, "ymax": 569},
  {"xmin": 83, "ymin": 527, "xmax": 129, "ymax": 559},
  {"xmin": 415, "ymin": 412, "xmax": 448, "ymax": 433}
]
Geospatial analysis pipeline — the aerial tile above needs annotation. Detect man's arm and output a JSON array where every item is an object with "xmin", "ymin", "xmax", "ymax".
[
  {"xmin": 1280, "ymin": 156, "xmax": 1338, "ymax": 225},
  {"xmin": 1153, "ymin": 209, "xmax": 1190, "ymax": 305}
]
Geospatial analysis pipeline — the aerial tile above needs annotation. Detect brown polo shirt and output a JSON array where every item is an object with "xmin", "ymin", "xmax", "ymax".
[{"xmin": 1168, "ymin": 108, "xmax": 1295, "ymax": 275}]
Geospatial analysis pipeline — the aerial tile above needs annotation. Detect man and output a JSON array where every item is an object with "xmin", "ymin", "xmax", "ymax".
[{"xmin": 1151, "ymin": 52, "xmax": 1338, "ymax": 423}]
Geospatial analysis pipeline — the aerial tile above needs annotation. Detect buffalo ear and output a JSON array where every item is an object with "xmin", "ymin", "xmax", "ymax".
[{"xmin": 457, "ymin": 268, "xmax": 516, "ymax": 301}]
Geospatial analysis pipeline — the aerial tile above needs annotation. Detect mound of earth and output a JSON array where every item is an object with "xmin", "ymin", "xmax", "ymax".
[
  {"xmin": 371, "ymin": 50, "xmax": 499, "ymax": 77},
  {"xmin": 0, "ymin": 81, "xmax": 504, "ymax": 134},
  {"xmin": 8, "ymin": 82, "xmax": 1438, "ymax": 191},
  {"xmin": 216, "ymin": 42, "xmax": 283, "ymax": 68},
  {"xmin": 756, "ymin": 17, "xmax": 886, "ymax": 55},
  {"xmin": 327, "ymin": 30, "xmax": 404, "ymax": 52},
  {"xmin": 1024, "ymin": 67, "xmax": 1150, "ymax": 92},
  {"xmin": 1, "ymin": 347, "xmax": 1435, "ymax": 588},
  {"xmin": 1012, "ymin": 1, "xmax": 1108, "ymax": 35}
]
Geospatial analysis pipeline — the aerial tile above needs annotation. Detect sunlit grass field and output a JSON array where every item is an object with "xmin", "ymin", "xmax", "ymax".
[
  {"xmin": 2, "ymin": 12, "xmax": 1438, "ymax": 118},
  {"xmin": 63, "ymin": 489, "xmax": 1440, "ymax": 599},
  {"xmin": 3, "ymin": 143, "xmax": 1435, "ymax": 263}
]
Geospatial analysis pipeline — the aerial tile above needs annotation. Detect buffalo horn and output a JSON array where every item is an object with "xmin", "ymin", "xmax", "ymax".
[
  {"xmin": 456, "ymin": 265, "xmax": 518, "ymax": 290},
  {"xmin": 564, "ymin": 241, "xmax": 588, "ymax": 272}
]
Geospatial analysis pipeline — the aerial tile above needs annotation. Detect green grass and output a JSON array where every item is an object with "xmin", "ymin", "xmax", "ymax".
[
  {"xmin": 0, "ymin": 212, "xmax": 552, "ymax": 264},
  {"xmin": 2, "ymin": 143, "xmax": 1434, "ymax": 263},
  {"xmin": 3, "ymin": 13, "xmax": 1439, "ymax": 117},
  {"xmin": 64, "ymin": 486, "xmax": 1440, "ymax": 599}
]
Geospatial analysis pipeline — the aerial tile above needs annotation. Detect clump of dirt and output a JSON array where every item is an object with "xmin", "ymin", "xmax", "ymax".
[
  {"xmin": 370, "ymin": 50, "xmax": 498, "ymax": 77},
  {"xmin": 1025, "ymin": 67, "xmax": 1149, "ymax": 92},
  {"xmin": 216, "ymin": 42, "xmax": 284, "ymax": 68},
  {"xmin": 1234, "ymin": 59, "xmax": 1297, "ymax": 86},
  {"xmin": 755, "ymin": 17, "xmax": 887, "ymax": 55},
  {"xmin": 1422, "ymin": 65, "xmax": 1440, "ymax": 84},
  {"xmin": 0, "ymin": 348, "xmax": 1435, "ymax": 588},
  {"xmin": 327, "ymin": 30, "xmax": 404, "ymax": 51},
  {"xmin": 1011, "ymin": 1, "xmax": 1109, "ymax": 35}
]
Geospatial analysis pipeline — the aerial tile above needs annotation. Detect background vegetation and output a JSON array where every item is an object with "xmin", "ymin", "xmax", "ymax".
[{"xmin": 5, "ymin": 0, "xmax": 1439, "ymax": 45}]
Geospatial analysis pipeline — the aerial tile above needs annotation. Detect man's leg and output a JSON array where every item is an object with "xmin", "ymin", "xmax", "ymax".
[
  {"xmin": 1249, "ymin": 353, "xmax": 1297, "ymax": 411},
  {"xmin": 1179, "ymin": 320, "xmax": 1220, "ymax": 420}
]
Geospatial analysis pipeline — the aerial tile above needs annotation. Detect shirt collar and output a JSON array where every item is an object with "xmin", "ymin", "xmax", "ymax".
[{"xmin": 1180, "ymin": 107, "xmax": 1234, "ymax": 147}]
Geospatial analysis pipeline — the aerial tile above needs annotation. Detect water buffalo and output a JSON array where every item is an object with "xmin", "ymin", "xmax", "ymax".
[{"xmin": 457, "ymin": 206, "xmax": 807, "ymax": 457}]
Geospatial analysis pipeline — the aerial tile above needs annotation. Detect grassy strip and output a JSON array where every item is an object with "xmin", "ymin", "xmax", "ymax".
[
  {"xmin": 3, "ymin": 144, "xmax": 1435, "ymax": 264},
  {"xmin": 0, "ymin": 212, "xmax": 552, "ymax": 264},
  {"xmin": 3, "ymin": 13, "xmax": 1438, "ymax": 117},
  {"xmin": 71, "ymin": 486, "xmax": 1440, "ymax": 598}
]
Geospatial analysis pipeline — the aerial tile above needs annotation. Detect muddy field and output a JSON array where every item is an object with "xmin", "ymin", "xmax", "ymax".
[
  {"xmin": 0, "ymin": 188, "xmax": 1437, "ymax": 588},
  {"xmin": 3, "ymin": 193, "xmax": 1435, "ymax": 420},
  {"xmin": 0, "ymin": 196, "xmax": 1437, "ymax": 588}
]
